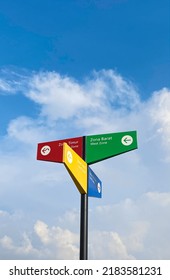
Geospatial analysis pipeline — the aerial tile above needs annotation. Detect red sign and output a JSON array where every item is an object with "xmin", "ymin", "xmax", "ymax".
[{"xmin": 37, "ymin": 136, "xmax": 84, "ymax": 163}]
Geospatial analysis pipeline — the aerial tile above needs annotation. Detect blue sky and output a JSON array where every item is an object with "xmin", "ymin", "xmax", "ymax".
[{"xmin": 0, "ymin": 0, "xmax": 170, "ymax": 260}]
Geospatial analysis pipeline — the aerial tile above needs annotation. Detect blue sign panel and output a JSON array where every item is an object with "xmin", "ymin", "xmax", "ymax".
[{"xmin": 88, "ymin": 167, "xmax": 102, "ymax": 198}]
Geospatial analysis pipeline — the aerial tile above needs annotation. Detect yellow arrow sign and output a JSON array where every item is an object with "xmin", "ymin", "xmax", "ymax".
[{"xmin": 63, "ymin": 143, "xmax": 87, "ymax": 194}]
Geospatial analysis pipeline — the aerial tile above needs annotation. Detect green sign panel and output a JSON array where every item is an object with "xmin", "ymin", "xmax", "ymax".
[{"xmin": 85, "ymin": 131, "xmax": 137, "ymax": 164}]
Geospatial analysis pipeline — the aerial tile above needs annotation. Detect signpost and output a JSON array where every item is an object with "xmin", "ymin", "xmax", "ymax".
[{"xmin": 36, "ymin": 130, "xmax": 138, "ymax": 260}]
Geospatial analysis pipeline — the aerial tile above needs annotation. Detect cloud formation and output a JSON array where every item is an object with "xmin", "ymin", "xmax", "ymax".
[
  {"xmin": 1, "ymin": 190, "xmax": 170, "ymax": 259},
  {"xmin": 0, "ymin": 68, "xmax": 170, "ymax": 259}
]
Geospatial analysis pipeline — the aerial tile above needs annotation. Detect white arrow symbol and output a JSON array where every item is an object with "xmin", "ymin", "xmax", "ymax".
[
  {"xmin": 41, "ymin": 145, "xmax": 51, "ymax": 156},
  {"xmin": 121, "ymin": 135, "xmax": 133, "ymax": 146}
]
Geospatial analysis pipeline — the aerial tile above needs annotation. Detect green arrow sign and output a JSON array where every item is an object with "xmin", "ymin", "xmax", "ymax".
[{"xmin": 85, "ymin": 131, "xmax": 137, "ymax": 164}]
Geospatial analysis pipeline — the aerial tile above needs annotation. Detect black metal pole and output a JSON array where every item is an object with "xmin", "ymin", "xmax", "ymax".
[
  {"xmin": 80, "ymin": 193, "xmax": 88, "ymax": 259},
  {"xmin": 79, "ymin": 136, "xmax": 88, "ymax": 260}
]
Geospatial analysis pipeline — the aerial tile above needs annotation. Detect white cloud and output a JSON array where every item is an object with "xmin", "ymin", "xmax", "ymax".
[
  {"xmin": 34, "ymin": 220, "xmax": 79, "ymax": 259},
  {"xmin": 0, "ymin": 68, "xmax": 142, "ymax": 143},
  {"xmin": 1, "ymin": 190, "xmax": 169, "ymax": 259},
  {"xmin": 0, "ymin": 68, "xmax": 28, "ymax": 94},
  {"xmin": 0, "ymin": 219, "xmax": 79, "ymax": 259},
  {"xmin": 0, "ymin": 236, "xmax": 14, "ymax": 250},
  {"xmin": 89, "ymin": 192, "xmax": 170, "ymax": 259},
  {"xmin": 22, "ymin": 69, "xmax": 140, "ymax": 136},
  {"xmin": 125, "ymin": 221, "xmax": 149, "ymax": 253},
  {"xmin": 34, "ymin": 220, "xmax": 51, "ymax": 245},
  {"xmin": 147, "ymin": 88, "xmax": 170, "ymax": 156},
  {"xmin": 7, "ymin": 116, "xmax": 53, "ymax": 144},
  {"xmin": 89, "ymin": 230, "xmax": 134, "ymax": 260},
  {"xmin": 0, "ymin": 233, "xmax": 39, "ymax": 259},
  {"xmin": 0, "ymin": 79, "xmax": 14, "ymax": 93},
  {"xmin": 146, "ymin": 191, "xmax": 170, "ymax": 207},
  {"xmin": 26, "ymin": 72, "xmax": 92, "ymax": 120}
]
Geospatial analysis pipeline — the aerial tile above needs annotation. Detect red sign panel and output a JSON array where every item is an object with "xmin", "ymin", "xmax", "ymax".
[{"xmin": 37, "ymin": 136, "xmax": 84, "ymax": 163}]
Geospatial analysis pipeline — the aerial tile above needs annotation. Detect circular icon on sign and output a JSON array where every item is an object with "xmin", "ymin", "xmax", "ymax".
[
  {"xmin": 41, "ymin": 145, "xmax": 51, "ymax": 156},
  {"xmin": 67, "ymin": 151, "xmax": 73, "ymax": 164},
  {"xmin": 97, "ymin": 182, "xmax": 101, "ymax": 193},
  {"xmin": 121, "ymin": 135, "xmax": 133, "ymax": 146}
]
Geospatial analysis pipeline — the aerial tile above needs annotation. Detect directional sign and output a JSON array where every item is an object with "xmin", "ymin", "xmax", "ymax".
[
  {"xmin": 37, "ymin": 136, "xmax": 83, "ymax": 163},
  {"xmin": 63, "ymin": 143, "xmax": 87, "ymax": 194},
  {"xmin": 88, "ymin": 167, "xmax": 102, "ymax": 198},
  {"xmin": 85, "ymin": 131, "xmax": 137, "ymax": 164}
]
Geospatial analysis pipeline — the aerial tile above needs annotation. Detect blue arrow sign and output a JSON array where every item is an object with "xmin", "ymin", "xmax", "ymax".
[{"xmin": 88, "ymin": 167, "xmax": 102, "ymax": 198}]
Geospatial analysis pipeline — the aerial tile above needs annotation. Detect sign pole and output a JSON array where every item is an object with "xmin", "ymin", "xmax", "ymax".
[
  {"xmin": 80, "ymin": 136, "xmax": 88, "ymax": 260},
  {"xmin": 37, "ymin": 131, "xmax": 138, "ymax": 260},
  {"xmin": 80, "ymin": 193, "xmax": 88, "ymax": 260}
]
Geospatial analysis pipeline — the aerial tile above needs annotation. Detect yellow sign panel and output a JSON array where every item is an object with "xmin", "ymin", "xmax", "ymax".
[{"xmin": 63, "ymin": 143, "xmax": 87, "ymax": 194}]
